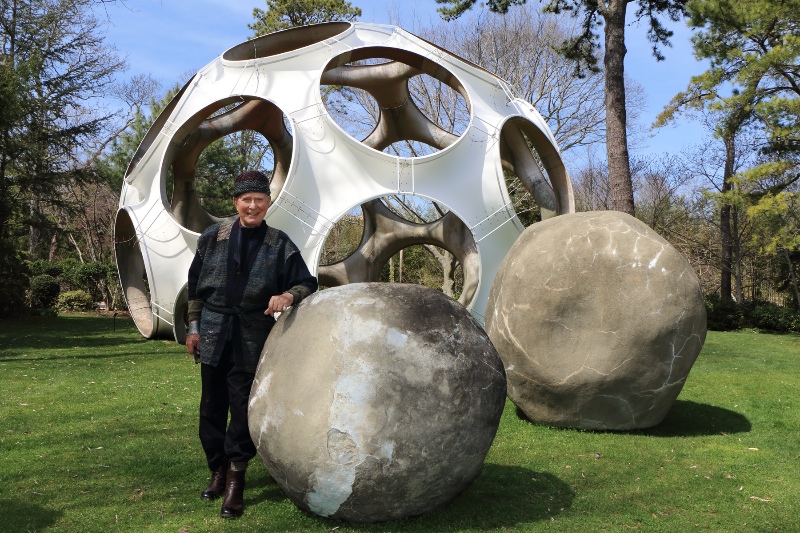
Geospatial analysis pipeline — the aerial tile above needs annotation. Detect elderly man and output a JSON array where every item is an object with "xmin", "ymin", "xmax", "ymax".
[{"xmin": 186, "ymin": 170, "xmax": 317, "ymax": 519}]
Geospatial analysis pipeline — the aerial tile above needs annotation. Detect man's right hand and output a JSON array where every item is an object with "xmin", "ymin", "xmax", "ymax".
[{"xmin": 186, "ymin": 334, "xmax": 200, "ymax": 363}]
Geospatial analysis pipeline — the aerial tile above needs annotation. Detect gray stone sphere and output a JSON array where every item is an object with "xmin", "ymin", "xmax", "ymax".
[
  {"xmin": 248, "ymin": 283, "xmax": 506, "ymax": 523},
  {"xmin": 485, "ymin": 211, "xmax": 706, "ymax": 430}
]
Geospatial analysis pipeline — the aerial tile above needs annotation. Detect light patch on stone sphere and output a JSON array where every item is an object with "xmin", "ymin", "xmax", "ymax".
[
  {"xmin": 386, "ymin": 327, "xmax": 408, "ymax": 350},
  {"xmin": 379, "ymin": 440, "xmax": 395, "ymax": 460},
  {"xmin": 332, "ymin": 313, "xmax": 384, "ymax": 351},
  {"xmin": 308, "ymin": 356, "xmax": 385, "ymax": 515},
  {"xmin": 306, "ymin": 463, "xmax": 356, "ymax": 517},
  {"xmin": 332, "ymin": 359, "xmax": 376, "ymax": 405}
]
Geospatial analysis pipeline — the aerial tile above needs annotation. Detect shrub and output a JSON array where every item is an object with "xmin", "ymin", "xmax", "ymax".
[
  {"xmin": 744, "ymin": 301, "xmax": 800, "ymax": 333},
  {"xmin": 105, "ymin": 265, "xmax": 123, "ymax": 310},
  {"xmin": 704, "ymin": 294, "xmax": 745, "ymax": 331},
  {"xmin": 29, "ymin": 259, "xmax": 62, "ymax": 278},
  {"xmin": 57, "ymin": 258, "xmax": 82, "ymax": 290},
  {"xmin": 29, "ymin": 274, "xmax": 61, "ymax": 309},
  {"xmin": 0, "ymin": 241, "xmax": 30, "ymax": 319},
  {"xmin": 56, "ymin": 290, "xmax": 94, "ymax": 312},
  {"xmin": 76, "ymin": 262, "xmax": 110, "ymax": 301}
]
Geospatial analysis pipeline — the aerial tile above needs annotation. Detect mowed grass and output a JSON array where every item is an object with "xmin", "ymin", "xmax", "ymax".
[{"xmin": 0, "ymin": 315, "xmax": 797, "ymax": 532}]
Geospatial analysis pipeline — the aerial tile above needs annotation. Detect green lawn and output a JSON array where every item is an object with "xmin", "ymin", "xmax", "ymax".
[{"xmin": 0, "ymin": 315, "xmax": 797, "ymax": 532}]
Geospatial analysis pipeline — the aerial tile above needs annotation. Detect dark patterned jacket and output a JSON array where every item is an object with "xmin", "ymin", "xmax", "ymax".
[{"xmin": 187, "ymin": 219, "xmax": 317, "ymax": 372}]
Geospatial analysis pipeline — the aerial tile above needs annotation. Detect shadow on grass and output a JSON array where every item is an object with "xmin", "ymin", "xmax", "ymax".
[
  {"xmin": 246, "ymin": 464, "xmax": 574, "ymax": 531},
  {"xmin": 0, "ymin": 316, "xmax": 159, "ymax": 360},
  {"xmin": 0, "ymin": 498, "xmax": 61, "ymax": 531},
  {"xmin": 514, "ymin": 400, "xmax": 751, "ymax": 438},
  {"xmin": 432, "ymin": 463, "xmax": 575, "ymax": 530},
  {"xmin": 0, "ymin": 350, "xmax": 167, "ymax": 363},
  {"xmin": 245, "ymin": 470, "xmax": 286, "ymax": 503},
  {"xmin": 643, "ymin": 400, "xmax": 752, "ymax": 437}
]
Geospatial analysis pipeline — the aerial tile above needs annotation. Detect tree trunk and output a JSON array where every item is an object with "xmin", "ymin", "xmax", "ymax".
[
  {"xmin": 440, "ymin": 250, "xmax": 457, "ymax": 298},
  {"xmin": 28, "ymin": 197, "xmax": 41, "ymax": 260},
  {"xmin": 0, "ymin": 1, "xmax": 14, "ymax": 241},
  {"xmin": 0, "ymin": 143, "xmax": 8, "ymax": 241},
  {"xmin": 720, "ymin": 136, "xmax": 735, "ymax": 301},
  {"xmin": 399, "ymin": 248, "xmax": 403, "ymax": 283},
  {"xmin": 784, "ymin": 248, "xmax": 800, "ymax": 308},
  {"xmin": 48, "ymin": 231, "xmax": 58, "ymax": 262},
  {"xmin": 437, "ymin": 248, "xmax": 456, "ymax": 297},
  {"xmin": 603, "ymin": 0, "xmax": 635, "ymax": 216},
  {"xmin": 422, "ymin": 244, "xmax": 458, "ymax": 297},
  {"xmin": 67, "ymin": 232, "xmax": 85, "ymax": 263},
  {"xmin": 732, "ymin": 205, "xmax": 744, "ymax": 302}
]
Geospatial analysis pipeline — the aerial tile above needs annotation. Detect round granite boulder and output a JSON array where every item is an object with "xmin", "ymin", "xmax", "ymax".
[
  {"xmin": 248, "ymin": 283, "xmax": 506, "ymax": 523},
  {"xmin": 485, "ymin": 211, "xmax": 706, "ymax": 430}
]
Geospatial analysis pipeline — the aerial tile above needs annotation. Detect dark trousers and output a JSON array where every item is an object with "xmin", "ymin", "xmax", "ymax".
[{"xmin": 199, "ymin": 344, "xmax": 257, "ymax": 471}]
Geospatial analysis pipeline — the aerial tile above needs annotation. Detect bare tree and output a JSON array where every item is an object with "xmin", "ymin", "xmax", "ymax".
[
  {"xmin": 571, "ymin": 147, "xmax": 612, "ymax": 212},
  {"xmin": 679, "ymin": 134, "xmax": 761, "ymax": 302},
  {"xmin": 414, "ymin": 5, "xmax": 606, "ymax": 153},
  {"xmin": 88, "ymin": 73, "xmax": 162, "ymax": 160}
]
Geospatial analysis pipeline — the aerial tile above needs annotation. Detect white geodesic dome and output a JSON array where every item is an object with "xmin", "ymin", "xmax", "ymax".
[{"xmin": 114, "ymin": 22, "xmax": 574, "ymax": 342}]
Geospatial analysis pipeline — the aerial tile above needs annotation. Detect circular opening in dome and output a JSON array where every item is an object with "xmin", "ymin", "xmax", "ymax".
[
  {"xmin": 499, "ymin": 117, "xmax": 573, "ymax": 223},
  {"xmin": 192, "ymin": 131, "xmax": 275, "ymax": 218},
  {"xmin": 321, "ymin": 48, "xmax": 470, "ymax": 157},
  {"xmin": 317, "ymin": 195, "xmax": 478, "ymax": 305},
  {"xmin": 504, "ymin": 167, "xmax": 543, "ymax": 226},
  {"xmin": 166, "ymin": 97, "xmax": 293, "ymax": 234},
  {"xmin": 114, "ymin": 208, "xmax": 153, "ymax": 338},
  {"xmin": 320, "ymin": 204, "xmax": 363, "ymax": 266},
  {"xmin": 223, "ymin": 22, "xmax": 352, "ymax": 62}
]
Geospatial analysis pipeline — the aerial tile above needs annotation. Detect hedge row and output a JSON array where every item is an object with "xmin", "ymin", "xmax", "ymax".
[
  {"xmin": 705, "ymin": 295, "xmax": 800, "ymax": 333},
  {"xmin": 24, "ymin": 259, "xmax": 120, "ymax": 314}
]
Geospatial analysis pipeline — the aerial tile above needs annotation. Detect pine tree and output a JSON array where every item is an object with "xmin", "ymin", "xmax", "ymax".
[
  {"xmin": 249, "ymin": 0, "xmax": 361, "ymax": 36},
  {"xmin": 657, "ymin": 0, "xmax": 800, "ymax": 301}
]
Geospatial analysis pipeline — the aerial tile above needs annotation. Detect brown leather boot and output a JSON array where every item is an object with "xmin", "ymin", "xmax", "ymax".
[
  {"xmin": 220, "ymin": 469, "xmax": 246, "ymax": 519},
  {"xmin": 200, "ymin": 463, "xmax": 229, "ymax": 500}
]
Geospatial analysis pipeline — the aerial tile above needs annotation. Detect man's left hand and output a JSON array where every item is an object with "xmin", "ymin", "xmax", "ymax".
[{"xmin": 266, "ymin": 292, "xmax": 295, "ymax": 316}]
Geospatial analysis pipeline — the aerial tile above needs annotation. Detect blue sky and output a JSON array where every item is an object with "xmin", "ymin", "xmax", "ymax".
[{"xmin": 99, "ymin": 0, "xmax": 709, "ymax": 164}]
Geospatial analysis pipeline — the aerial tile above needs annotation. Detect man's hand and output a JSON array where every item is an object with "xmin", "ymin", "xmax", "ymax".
[
  {"xmin": 186, "ymin": 333, "xmax": 200, "ymax": 363},
  {"xmin": 266, "ymin": 292, "xmax": 295, "ymax": 317}
]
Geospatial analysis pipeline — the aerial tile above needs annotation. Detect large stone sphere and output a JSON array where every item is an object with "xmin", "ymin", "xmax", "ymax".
[
  {"xmin": 249, "ymin": 283, "xmax": 506, "ymax": 523},
  {"xmin": 485, "ymin": 211, "xmax": 706, "ymax": 430}
]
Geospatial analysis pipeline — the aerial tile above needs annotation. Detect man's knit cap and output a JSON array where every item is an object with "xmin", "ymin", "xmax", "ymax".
[{"xmin": 232, "ymin": 170, "xmax": 271, "ymax": 197}]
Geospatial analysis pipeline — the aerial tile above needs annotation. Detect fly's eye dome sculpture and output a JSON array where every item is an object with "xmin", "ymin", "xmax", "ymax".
[{"xmin": 114, "ymin": 22, "xmax": 575, "ymax": 343}]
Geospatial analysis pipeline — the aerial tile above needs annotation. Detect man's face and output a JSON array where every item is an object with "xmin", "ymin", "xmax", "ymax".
[{"xmin": 233, "ymin": 192, "xmax": 271, "ymax": 228}]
